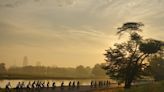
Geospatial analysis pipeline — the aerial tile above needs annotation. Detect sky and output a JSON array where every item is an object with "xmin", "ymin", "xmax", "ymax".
[{"xmin": 0, "ymin": 0, "xmax": 164, "ymax": 67}]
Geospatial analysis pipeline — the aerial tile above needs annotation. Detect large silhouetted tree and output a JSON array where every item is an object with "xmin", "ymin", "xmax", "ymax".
[{"xmin": 103, "ymin": 22, "xmax": 164, "ymax": 88}]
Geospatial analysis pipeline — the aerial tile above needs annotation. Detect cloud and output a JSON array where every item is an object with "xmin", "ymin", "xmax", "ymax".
[
  {"xmin": 0, "ymin": 0, "xmax": 78, "ymax": 8},
  {"xmin": 0, "ymin": 0, "xmax": 27, "ymax": 8},
  {"xmin": 0, "ymin": 0, "xmax": 164, "ymax": 67},
  {"xmin": 1, "ymin": 0, "xmax": 164, "ymax": 45}
]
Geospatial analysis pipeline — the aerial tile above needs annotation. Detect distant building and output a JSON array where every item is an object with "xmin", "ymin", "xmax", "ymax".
[{"xmin": 23, "ymin": 56, "xmax": 28, "ymax": 66}]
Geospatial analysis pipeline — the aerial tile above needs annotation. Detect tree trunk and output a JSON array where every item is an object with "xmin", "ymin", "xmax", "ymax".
[
  {"xmin": 124, "ymin": 78, "xmax": 133, "ymax": 88},
  {"xmin": 124, "ymin": 65, "xmax": 137, "ymax": 89}
]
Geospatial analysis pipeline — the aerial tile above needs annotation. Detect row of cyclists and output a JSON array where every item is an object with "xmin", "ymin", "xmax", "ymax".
[
  {"xmin": 5, "ymin": 81, "xmax": 80, "ymax": 91},
  {"xmin": 90, "ymin": 80, "xmax": 111, "ymax": 88},
  {"xmin": 4, "ymin": 80, "xmax": 111, "ymax": 91}
]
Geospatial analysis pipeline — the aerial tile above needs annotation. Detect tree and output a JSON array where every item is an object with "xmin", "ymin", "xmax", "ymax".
[
  {"xmin": 76, "ymin": 65, "xmax": 91, "ymax": 78},
  {"xmin": 103, "ymin": 22, "xmax": 163, "ymax": 88},
  {"xmin": 92, "ymin": 64, "xmax": 106, "ymax": 77},
  {"xmin": 148, "ymin": 55, "xmax": 164, "ymax": 81}
]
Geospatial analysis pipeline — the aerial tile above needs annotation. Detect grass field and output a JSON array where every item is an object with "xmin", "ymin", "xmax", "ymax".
[{"xmin": 92, "ymin": 81, "xmax": 164, "ymax": 92}]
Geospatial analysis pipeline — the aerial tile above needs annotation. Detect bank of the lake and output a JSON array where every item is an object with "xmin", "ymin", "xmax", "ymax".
[
  {"xmin": 1, "ymin": 81, "xmax": 161, "ymax": 92},
  {"xmin": 0, "ymin": 85, "xmax": 118, "ymax": 92},
  {"xmin": 92, "ymin": 81, "xmax": 164, "ymax": 92},
  {"xmin": 0, "ymin": 79, "xmax": 158, "ymax": 92},
  {"xmin": 0, "ymin": 79, "xmax": 113, "ymax": 88}
]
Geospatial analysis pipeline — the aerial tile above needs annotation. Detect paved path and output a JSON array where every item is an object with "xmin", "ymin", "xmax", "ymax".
[{"xmin": 0, "ymin": 84, "xmax": 119, "ymax": 92}]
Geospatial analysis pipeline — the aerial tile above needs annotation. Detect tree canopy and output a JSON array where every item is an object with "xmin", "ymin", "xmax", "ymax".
[{"xmin": 103, "ymin": 22, "xmax": 164, "ymax": 88}]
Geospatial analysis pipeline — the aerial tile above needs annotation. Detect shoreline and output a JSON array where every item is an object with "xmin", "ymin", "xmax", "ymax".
[
  {"xmin": 0, "ymin": 82, "xmax": 153, "ymax": 92},
  {"xmin": 0, "ymin": 85, "xmax": 119, "ymax": 92}
]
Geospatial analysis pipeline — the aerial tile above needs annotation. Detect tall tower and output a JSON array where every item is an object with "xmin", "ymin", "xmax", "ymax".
[{"xmin": 23, "ymin": 56, "xmax": 28, "ymax": 66}]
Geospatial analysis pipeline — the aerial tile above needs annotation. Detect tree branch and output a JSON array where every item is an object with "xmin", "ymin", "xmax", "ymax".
[{"xmin": 139, "ymin": 54, "xmax": 149, "ymax": 65}]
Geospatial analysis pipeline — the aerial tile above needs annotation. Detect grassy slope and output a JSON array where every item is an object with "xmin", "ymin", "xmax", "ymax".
[{"xmin": 92, "ymin": 81, "xmax": 164, "ymax": 92}]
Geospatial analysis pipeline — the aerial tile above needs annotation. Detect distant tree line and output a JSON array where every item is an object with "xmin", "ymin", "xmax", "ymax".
[
  {"xmin": 0, "ymin": 63, "xmax": 106, "ymax": 79},
  {"xmin": 148, "ymin": 54, "xmax": 164, "ymax": 81}
]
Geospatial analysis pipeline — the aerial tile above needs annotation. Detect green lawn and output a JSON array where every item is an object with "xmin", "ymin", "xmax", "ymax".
[{"xmin": 92, "ymin": 81, "xmax": 164, "ymax": 92}]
